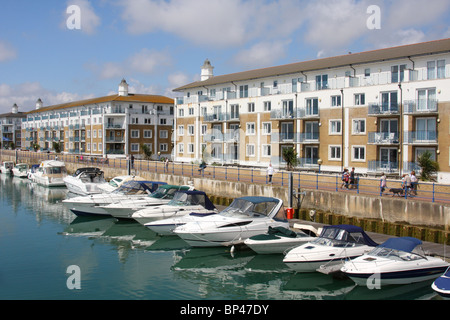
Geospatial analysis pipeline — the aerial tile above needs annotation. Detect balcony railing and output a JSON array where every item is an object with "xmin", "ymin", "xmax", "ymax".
[
  {"xmin": 368, "ymin": 161, "xmax": 399, "ymax": 173},
  {"xmin": 368, "ymin": 132, "xmax": 399, "ymax": 144},
  {"xmin": 368, "ymin": 103, "xmax": 399, "ymax": 116},
  {"xmin": 404, "ymin": 131, "xmax": 437, "ymax": 144},
  {"xmin": 403, "ymin": 99, "xmax": 438, "ymax": 114},
  {"xmin": 297, "ymin": 132, "xmax": 320, "ymax": 144}
]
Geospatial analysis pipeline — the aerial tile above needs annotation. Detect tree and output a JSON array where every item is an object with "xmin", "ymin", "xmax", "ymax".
[
  {"xmin": 417, "ymin": 151, "xmax": 439, "ymax": 181},
  {"xmin": 282, "ymin": 147, "xmax": 299, "ymax": 171},
  {"xmin": 53, "ymin": 142, "xmax": 61, "ymax": 154},
  {"xmin": 141, "ymin": 144, "xmax": 152, "ymax": 160}
]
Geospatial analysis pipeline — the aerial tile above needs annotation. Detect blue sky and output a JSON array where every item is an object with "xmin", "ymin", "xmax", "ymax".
[{"xmin": 1, "ymin": 0, "xmax": 450, "ymax": 114}]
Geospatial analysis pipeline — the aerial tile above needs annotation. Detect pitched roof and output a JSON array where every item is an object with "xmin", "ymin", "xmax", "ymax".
[
  {"xmin": 173, "ymin": 38, "xmax": 450, "ymax": 92},
  {"xmin": 26, "ymin": 94, "xmax": 174, "ymax": 115}
]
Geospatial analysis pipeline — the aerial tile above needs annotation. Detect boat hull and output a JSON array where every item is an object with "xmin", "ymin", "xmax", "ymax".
[
  {"xmin": 244, "ymin": 236, "xmax": 316, "ymax": 255},
  {"xmin": 432, "ymin": 272, "xmax": 450, "ymax": 298}
]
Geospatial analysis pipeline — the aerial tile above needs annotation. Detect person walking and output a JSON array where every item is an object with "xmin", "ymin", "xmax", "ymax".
[
  {"xmin": 341, "ymin": 168, "xmax": 349, "ymax": 189},
  {"xmin": 410, "ymin": 170, "xmax": 418, "ymax": 195},
  {"xmin": 267, "ymin": 163, "xmax": 274, "ymax": 183},
  {"xmin": 380, "ymin": 172, "xmax": 387, "ymax": 195}
]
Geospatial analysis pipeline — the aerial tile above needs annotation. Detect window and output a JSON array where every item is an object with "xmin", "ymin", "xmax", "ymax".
[
  {"xmin": 329, "ymin": 146, "xmax": 341, "ymax": 160},
  {"xmin": 331, "ymin": 95, "xmax": 341, "ymax": 107},
  {"xmin": 353, "ymin": 146, "xmax": 365, "ymax": 161},
  {"xmin": 98, "ymin": 130, "xmax": 102, "ymax": 138},
  {"xmin": 188, "ymin": 125, "xmax": 194, "ymax": 136},
  {"xmin": 282, "ymin": 100, "xmax": 294, "ymax": 117},
  {"xmin": 263, "ymin": 101, "xmax": 271, "ymax": 111},
  {"xmin": 188, "ymin": 107, "xmax": 194, "ymax": 115},
  {"xmin": 230, "ymin": 104, "xmax": 239, "ymax": 119},
  {"xmin": 239, "ymin": 85, "xmax": 248, "ymax": 98},
  {"xmin": 160, "ymin": 130, "xmax": 168, "ymax": 139},
  {"xmin": 306, "ymin": 98, "xmax": 319, "ymax": 116},
  {"xmin": 262, "ymin": 122, "xmax": 272, "ymax": 135},
  {"xmin": 144, "ymin": 130, "xmax": 152, "ymax": 138},
  {"xmin": 329, "ymin": 120, "xmax": 341, "ymax": 134},
  {"xmin": 248, "ymin": 103, "xmax": 255, "ymax": 113},
  {"xmin": 178, "ymin": 143, "xmax": 184, "ymax": 153},
  {"xmin": 179, "ymin": 108, "xmax": 184, "ymax": 117},
  {"xmin": 201, "ymin": 125, "xmax": 207, "ymax": 135},
  {"xmin": 246, "ymin": 123, "xmax": 255, "ymax": 135},
  {"xmin": 364, "ymin": 68, "xmax": 371, "ymax": 77},
  {"xmin": 262, "ymin": 145, "xmax": 271, "ymax": 157},
  {"xmin": 391, "ymin": 64, "xmax": 406, "ymax": 83},
  {"xmin": 131, "ymin": 144, "xmax": 139, "ymax": 152},
  {"xmin": 188, "ymin": 143, "xmax": 194, "ymax": 154},
  {"xmin": 178, "ymin": 126, "xmax": 184, "ymax": 136},
  {"xmin": 160, "ymin": 143, "xmax": 168, "ymax": 152},
  {"xmin": 160, "ymin": 118, "xmax": 167, "ymax": 125},
  {"xmin": 315, "ymin": 74, "xmax": 328, "ymax": 90},
  {"xmin": 246, "ymin": 144, "xmax": 255, "ymax": 157},
  {"xmin": 131, "ymin": 130, "xmax": 139, "ymax": 138},
  {"xmin": 427, "ymin": 60, "xmax": 445, "ymax": 80},
  {"xmin": 354, "ymin": 93, "xmax": 365, "ymax": 106},
  {"xmin": 352, "ymin": 119, "xmax": 366, "ymax": 134},
  {"xmin": 417, "ymin": 88, "xmax": 437, "ymax": 111}
]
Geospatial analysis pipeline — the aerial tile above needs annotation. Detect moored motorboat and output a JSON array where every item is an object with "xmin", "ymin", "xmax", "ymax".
[
  {"xmin": 283, "ymin": 224, "xmax": 378, "ymax": 273},
  {"xmin": 0, "ymin": 161, "xmax": 14, "ymax": 174},
  {"xmin": 432, "ymin": 267, "xmax": 450, "ymax": 298},
  {"xmin": 62, "ymin": 180, "xmax": 166, "ymax": 217},
  {"xmin": 101, "ymin": 184, "xmax": 195, "ymax": 219},
  {"xmin": 132, "ymin": 190, "xmax": 217, "ymax": 225},
  {"xmin": 27, "ymin": 164, "xmax": 39, "ymax": 180},
  {"xmin": 173, "ymin": 196, "xmax": 289, "ymax": 248},
  {"xmin": 31, "ymin": 160, "xmax": 67, "ymax": 187},
  {"xmin": 341, "ymin": 237, "xmax": 450, "ymax": 286},
  {"xmin": 97, "ymin": 175, "xmax": 146, "ymax": 193},
  {"xmin": 145, "ymin": 211, "xmax": 218, "ymax": 236},
  {"xmin": 12, "ymin": 163, "xmax": 29, "ymax": 178},
  {"xmin": 243, "ymin": 224, "xmax": 320, "ymax": 254},
  {"xmin": 63, "ymin": 167, "xmax": 107, "ymax": 195}
]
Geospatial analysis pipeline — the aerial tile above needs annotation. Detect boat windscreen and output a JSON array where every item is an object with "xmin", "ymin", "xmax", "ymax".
[{"xmin": 221, "ymin": 199, "xmax": 279, "ymax": 218}]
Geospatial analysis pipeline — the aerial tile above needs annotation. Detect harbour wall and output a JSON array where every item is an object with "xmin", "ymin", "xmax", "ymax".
[{"xmin": 4, "ymin": 154, "xmax": 449, "ymax": 244}]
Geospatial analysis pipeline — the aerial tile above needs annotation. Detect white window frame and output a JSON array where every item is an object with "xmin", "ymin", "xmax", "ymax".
[
  {"xmin": 131, "ymin": 143, "xmax": 139, "ymax": 152},
  {"xmin": 131, "ymin": 130, "xmax": 139, "ymax": 138},
  {"xmin": 188, "ymin": 125, "xmax": 195, "ymax": 136},
  {"xmin": 352, "ymin": 146, "xmax": 366, "ymax": 162},
  {"xmin": 144, "ymin": 130, "xmax": 152, "ymax": 138},
  {"xmin": 188, "ymin": 143, "xmax": 194, "ymax": 154},
  {"xmin": 246, "ymin": 144, "xmax": 255, "ymax": 157},
  {"xmin": 178, "ymin": 143, "xmax": 184, "ymax": 153},
  {"xmin": 178, "ymin": 125, "xmax": 184, "ymax": 136},
  {"xmin": 329, "ymin": 119, "xmax": 342, "ymax": 135},
  {"xmin": 262, "ymin": 144, "xmax": 271, "ymax": 157},
  {"xmin": 262, "ymin": 122, "xmax": 272, "ymax": 135},
  {"xmin": 352, "ymin": 119, "xmax": 366, "ymax": 134},
  {"xmin": 329, "ymin": 145, "xmax": 341, "ymax": 161},
  {"xmin": 246, "ymin": 122, "xmax": 256, "ymax": 135}
]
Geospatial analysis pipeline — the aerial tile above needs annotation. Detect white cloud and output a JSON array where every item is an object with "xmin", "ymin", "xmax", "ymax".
[
  {"xmin": 64, "ymin": 0, "xmax": 101, "ymax": 35},
  {"xmin": 0, "ymin": 41, "xmax": 17, "ymax": 62},
  {"xmin": 90, "ymin": 49, "xmax": 173, "ymax": 80},
  {"xmin": 233, "ymin": 40, "xmax": 292, "ymax": 69}
]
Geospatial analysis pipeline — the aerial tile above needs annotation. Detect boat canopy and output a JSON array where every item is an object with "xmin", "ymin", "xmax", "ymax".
[
  {"xmin": 378, "ymin": 237, "xmax": 422, "ymax": 253},
  {"xmin": 169, "ymin": 190, "xmax": 216, "ymax": 210},
  {"xmin": 73, "ymin": 167, "xmax": 103, "ymax": 177},
  {"xmin": 112, "ymin": 180, "xmax": 167, "ymax": 195},
  {"xmin": 221, "ymin": 196, "xmax": 284, "ymax": 219},
  {"xmin": 320, "ymin": 224, "xmax": 378, "ymax": 247}
]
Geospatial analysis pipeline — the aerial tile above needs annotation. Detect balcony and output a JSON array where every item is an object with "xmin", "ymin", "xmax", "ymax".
[
  {"xmin": 404, "ymin": 131, "xmax": 437, "ymax": 144},
  {"xmin": 271, "ymin": 132, "xmax": 296, "ymax": 143},
  {"xmin": 297, "ymin": 108, "xmax": 320, "ymax": 119},
  {"xmin": 368, "ymin": 161, "xmax": 399, "ymax": 173},
  {"xmin": 368, "ymin": 103, "xmax": 399, "ymax": 116},
  {"xmin": 403, "ymin": 99, "xmax": 438, "ymax": 114},
  {"xmin": 203, "ymin": 113, "xmax": 229, "ymax": 122},
  {"xmin": 368, "ymin": 132, "xmax": 399, "ymax": 145},
  {"xmin": 297, "ymin": 132, "xmax": 320, "ymax": 144},
  {"xmin": 270, "ymin": 109, "xmax": 296, "ymax": 120}
]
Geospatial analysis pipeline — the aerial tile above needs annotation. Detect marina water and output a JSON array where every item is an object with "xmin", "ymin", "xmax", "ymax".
[{"xmin": 0, "ymin": 174, "xmax": 443, "ymax": 300}]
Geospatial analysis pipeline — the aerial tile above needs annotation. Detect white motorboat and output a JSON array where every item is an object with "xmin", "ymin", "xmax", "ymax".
[
  {"xmin": 243, "ymin": 224, "xmax": 320, "ymax": 254},
  {"xmin": 31, "ymin": 160, "xmax": 67, "ymax": 187},
  {"xmin": 173, "ymin": 196, "xmax": 289, "ymax": 248},
  {"xmin": 0, "ymin": 161, "xmax": 14, "ymax": 174},
  {"xmin": 132, "ymin": 190, "xmax": 217, "ymax": 226},
  {"xmin": 62, "ymin": 180, "xmax": 166, "ymax": 217},
  {"xmin": 283, "ymin": 224, "xmax": 378, "ymax": 273},
  {"xmin": 97, "ymin": 175, "xmax": 145, "ymax": 193},
  {"xmin": 27, "ymin": 164, "xmax": 40, "ymax": 180},
  {"xmin": 432, "ymin": 267, "xmax": 450, "ymax": 299},
  {"xmin": 64, "ymin": 167, "xmax": 107, "ymax": 196},
  {"xmin": 341, "ymin": 237, "xmax": 450, "ymax": 286},
  {"xmin": 12, "ymin": 163, "xmax": 29, "ymax": 178},
  {"xmin": 145, "ymin": 211, "xmax": 218, "ymax": 236},
  {"xmin": 101, "ymin": 184, "xmax": 195, "ymax": 219}
]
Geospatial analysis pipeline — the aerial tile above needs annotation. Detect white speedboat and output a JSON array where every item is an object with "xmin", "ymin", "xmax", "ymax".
[
  {"xmin": 243, "ymin": 224, "xmax": 320, "ymax": 254},
  {"xmin": 432, "ymin": 267, "xmax": 450, "ymax": 299},
  {"xmin": 173, "ymin": 196, "xmax": 289, "ymax": 248},
  {"xmin": 341, "ymin": 237, "xmax": 450, "ymax": 286},
  {"xmin": 283, "ymin": 224, "xmax": 378, "ymax": 273},
  {"xmin": 12, "ymin": 163, "xmax": 29, "ymax": 178},
  {"xmin": 101, "ymin": 184, "xmax": 195, "ymax": 219},
  {"xmin": 145, "ymin": 211, "xmax": 218, "ymax": 236},
  {"xmin": 132, "ymin": 190, "xmax": 217, "ymax": 226},
  {"xmin": 31, "ymin": 160, "xmax": 67, "ymax": 187},
  {"xmin": 64, "ymin": 167, "xmax": 107, "ymax": 196},
  {"xmin": 97, "ymin": 175, "xmax": 145, "ymax": 193},
  {"xmin": 0, "ymin": 161, "xmax": 14, "ymax": 174},
  {"xmin": 62, "ymin": 180, "xmax": 166, "ymax": 217},
  {"xmin": 27, "ymin": 164, "xmax": 40, "ymax": 180}
]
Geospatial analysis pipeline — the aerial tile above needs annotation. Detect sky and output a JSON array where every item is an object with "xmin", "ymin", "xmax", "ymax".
[{"xmin": 1, "ymin": 0, "xmax": 450, "ymax": 114}]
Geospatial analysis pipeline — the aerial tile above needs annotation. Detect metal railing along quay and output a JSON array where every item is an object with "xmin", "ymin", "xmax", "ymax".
[{"xmin": 4, "ymin": 150, "xmax": 450, "ymax": 204}]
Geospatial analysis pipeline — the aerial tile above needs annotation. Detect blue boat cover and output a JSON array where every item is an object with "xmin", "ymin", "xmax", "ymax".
[
  {"xmin": 238, "ymin": 196, "xmax": 280, "ymax": 204},
  {"xmin": 379, "ymin": 237, "xmax": 422, "ymax": 253},
  {"xmin": 433, "ymin": 269, "xmax": 450, "ymax": 291},
  {"xmin": 321, "ymin": 224, "xmax": 378, "ymax": 247},
  {"xmin": 174, "ymin": 190, "xmax": 216, "ymax": 211}
]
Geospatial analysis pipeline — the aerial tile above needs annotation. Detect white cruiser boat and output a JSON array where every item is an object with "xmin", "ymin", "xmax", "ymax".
[
  {"xmin": 132, "ymin": 190, "xmax": 217, "ymax": 226},
  {"xmin": 432, "ymin": 267, "xmax": 450, "ymax": 299},
  {"xmin": 31, "ymin": 160, "xmax": 67, "ymax": 187},
  {"xmin": 341, "ymin": 237, "xmax": 449, "ymax": 286},
  {"xmin": 173, "ymin": 196, "xmax": 289, "ymax": 248},
  {"xmin": 62, "ymin": 180, "xmax": 166, "ymax": 217},
  {"xmin": 64, "ymin": 167, "xmax": 107, "ymax": 196},
  {"xmin": 12, "ymin": 163, "xmax": 29, "ymax": 178},
  {"xmin": 145, "ymin": 211, "xmax": 218, "ymax": 236},
  {"xmin": 283, "ymin": 224, "xmax": 378, "ymax": 273},
  {"xmin": 0, "ymin": 161, "xmax": 14, "ymax": 174},
  {"xmin": 97, "ymin": 175, "xmax": 145, "ymax": 193},
  {"xmin": 243, "ymin": 224, "xmax": 320, "ymax": 254},
  {"xmin": 101, "ymin": 184, "xmax": 195, "ymax": 219}
]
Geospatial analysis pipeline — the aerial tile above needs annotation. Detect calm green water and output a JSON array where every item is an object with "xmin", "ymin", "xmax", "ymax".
[{"xmin": 0, "ymin": 174, "xmax": 442, "ymax": 301}]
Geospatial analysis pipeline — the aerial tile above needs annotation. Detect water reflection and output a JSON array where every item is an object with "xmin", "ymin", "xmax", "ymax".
[{"xmin": 0, "ymin": 174, "xmax": 444, "ymax": 300}]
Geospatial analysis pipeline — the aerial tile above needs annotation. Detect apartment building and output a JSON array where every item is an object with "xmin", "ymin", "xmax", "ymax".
[
  {"xmin": 0, "ymin": 103, "xmax": 26, "ymax": 150},
  {"xmin": 173, "ymin": 39, "xmax": 450, "ymax": 183},
  {"xmin": 22, "ymin": 79, "xmax": 174, "ymax": 159}
]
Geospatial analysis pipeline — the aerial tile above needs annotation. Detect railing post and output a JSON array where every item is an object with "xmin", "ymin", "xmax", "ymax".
[
  {"xmin": 316, "ymin": 173, "xmax": 319, "ymax": 190},
  {"xmin": 251, "ymin": 168, "xmax": 253, "ymax": 183},
  {"xmin": 433, "ymin": 183, "xmax": 435, "ymax": 202}
]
